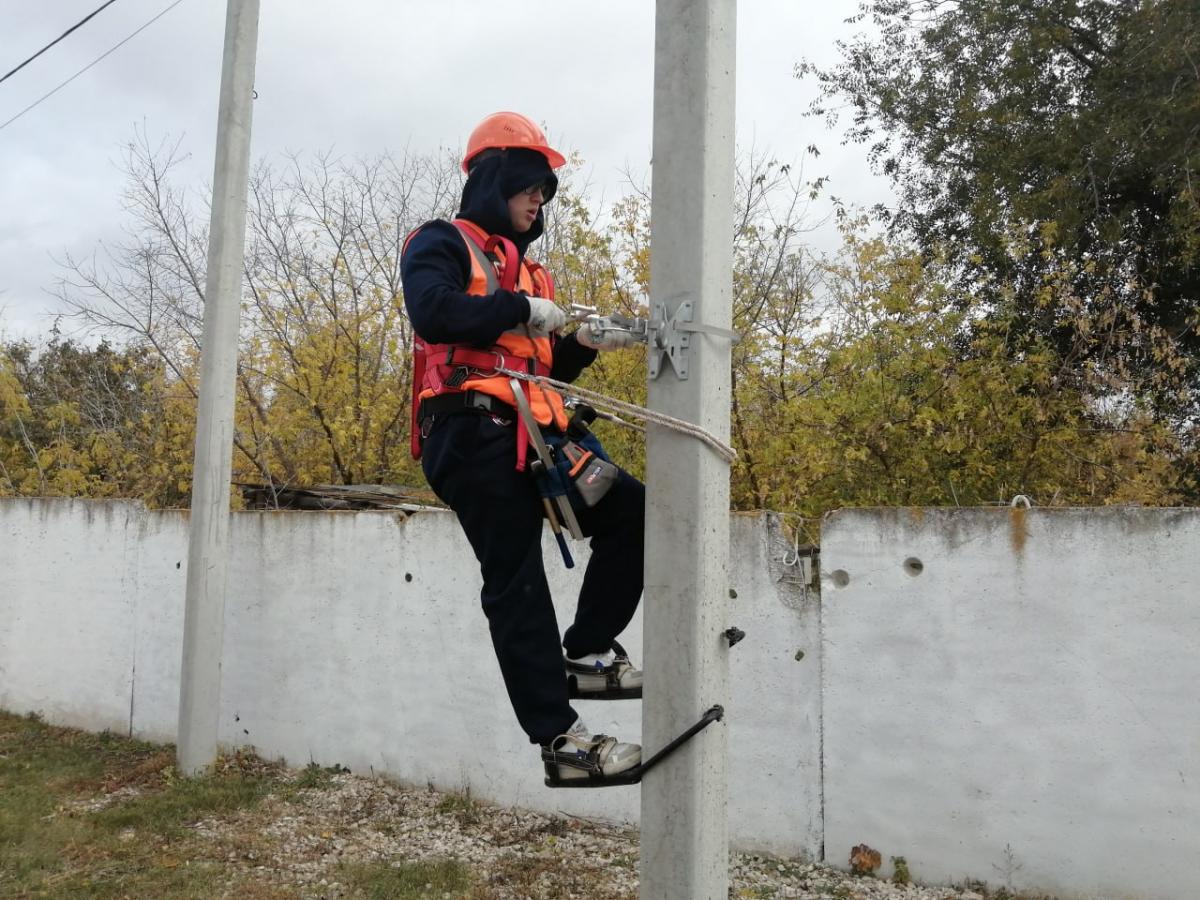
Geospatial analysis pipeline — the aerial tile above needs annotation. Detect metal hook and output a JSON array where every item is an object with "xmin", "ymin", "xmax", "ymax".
[{"xmin": 782, "ymin": 526, "xmax": 803, "ymax": 567}]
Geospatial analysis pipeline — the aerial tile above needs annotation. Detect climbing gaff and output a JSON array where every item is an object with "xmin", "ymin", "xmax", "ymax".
[{"xmin": 543, "ymin": 705, "xmax": 725, "ymax": 789}]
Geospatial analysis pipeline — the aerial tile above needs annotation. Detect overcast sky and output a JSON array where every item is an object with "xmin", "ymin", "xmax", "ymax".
[{"xmin": 0, "ymin": 0, "xmax": 887, "ymax": 341}]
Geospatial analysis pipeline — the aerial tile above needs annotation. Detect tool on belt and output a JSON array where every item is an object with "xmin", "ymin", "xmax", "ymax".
[
  {"xmin": 510, "ymin": 381, "xmax": 622, "ymax": 568},
  {"xmin": 559, "ymin": 404, "xmax": 620, "ymax": 507},
  {"xmin": 511, "ymin": 378, "xmax": 584, "ymax": 567}
]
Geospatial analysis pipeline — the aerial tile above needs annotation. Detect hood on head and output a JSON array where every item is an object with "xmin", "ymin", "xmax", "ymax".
[{"xmin": 457, "ymin": 148, "xmax": 559, "ymax": 255}]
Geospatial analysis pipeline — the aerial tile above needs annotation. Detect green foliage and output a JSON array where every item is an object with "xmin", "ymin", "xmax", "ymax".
[
  {"xmin": 543, "ymin": 176, "xmax": 653, "ymax": 479},
  {"xmin": 9, "ymin": 125, "xmax": 1193, "ymax": 516},
  {"xmin": 0, "ymin": 338, "xmax": 194, "ymax": 505},
  {"xmin": 732, "ymin": 229, "xmax": 1195, "ymax": 513},
  {"xmin": 801, "ymin": 0, "xmax": 1200, "ymax": 412}
]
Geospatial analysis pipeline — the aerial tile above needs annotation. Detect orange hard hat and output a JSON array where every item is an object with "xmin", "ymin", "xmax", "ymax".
[{"xmin": 461, "ymin": 111, "xmax": 566, "ymax": 173}]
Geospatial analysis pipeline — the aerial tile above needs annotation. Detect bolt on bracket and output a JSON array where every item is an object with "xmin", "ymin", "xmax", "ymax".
[{"xmin": 649, "ymin": 300, "xmax": 741, "ymax": 381}]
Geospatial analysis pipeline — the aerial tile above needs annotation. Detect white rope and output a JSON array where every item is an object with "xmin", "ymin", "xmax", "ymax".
[{"xmin": 497, "ymin": 367, "xmax": 738, "ymax": 463}]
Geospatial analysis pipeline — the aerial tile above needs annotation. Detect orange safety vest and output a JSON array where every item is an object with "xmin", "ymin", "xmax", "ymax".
[{"xmin": 408, "ymin": 219, "xmax": 568, "ymax": 466}]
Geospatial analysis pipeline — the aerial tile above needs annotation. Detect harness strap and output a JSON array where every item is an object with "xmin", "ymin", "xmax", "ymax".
[
  {"xmin": 454, "ymin": 219, "xmax": 521, "ymax": 293},
  {"xmin": 484, "ymin": 234, "xmax": 520, "ymax": 292},
  {"xmin": 410, "ymin": 337, "xmax": 427, "ymax": 459},
  {"xmin": 514, "ymin": 415, "xmax": 528, "ymax": 472},
  {"xmin": 525, "ymin": 259, "xmax": 555, "ymax": 300},
  {"xmin": 417, "ymin": 389, "xmax": 514, "ymax": 421},
  {"xmin": 434, "ymin": 348, "xmax": 546, "ymax": 473},
  {"xmin": 408, "ymin": 220, "xmax": 559, "ymax": 465},
  {"xmin": 441, "ymin": 346, "xmax": 550, "ymax": 376}
]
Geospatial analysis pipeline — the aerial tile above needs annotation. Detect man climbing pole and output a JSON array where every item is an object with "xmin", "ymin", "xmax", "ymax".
[{"xmin": 400, "ymin": 111, "xmax": 645, "ymax": 785}]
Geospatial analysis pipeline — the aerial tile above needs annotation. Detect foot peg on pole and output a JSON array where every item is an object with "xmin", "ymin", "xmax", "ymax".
[{"xmin": 543, "ymin": 705, "xmax": 724, "ymax": 788}]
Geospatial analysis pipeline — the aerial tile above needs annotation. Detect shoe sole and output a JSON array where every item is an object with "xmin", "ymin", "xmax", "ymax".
[{"xmin": 544, "ymin": 768, "xmax": 643, "ymax": 787}]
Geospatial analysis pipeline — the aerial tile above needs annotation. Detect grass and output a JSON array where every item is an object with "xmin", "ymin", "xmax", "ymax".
[
  {"xmin": 0, "ymin": 711, "xmax": 282, "ymax": 898},
  {"xmin": 338, "ymin": 859, "xmax": 473, "ymax": 899},
  {"xmin": 337, "ymin": 854, "xmax": 634, "ymax": 900},
  {"xmin": 434, "ymin": 788, "xmax": 482, "ymax": 826},
  {"xmin": 473, "ymin": 855, "xmax": 634, "ymax": 900},
  {"xmin": 0, "ymin": 710, "xmax": 775, "ymax": 900},
  {"xmin": 0, "ymin": 712, "xmax": 520, "ymax": 899},
  {"xmin": 91, "ymin": 756, "xmax": 276, "ymax": 838},
  {"xmin": 293, "ymin": 760, "xmax": 348, "ymax": 792}
]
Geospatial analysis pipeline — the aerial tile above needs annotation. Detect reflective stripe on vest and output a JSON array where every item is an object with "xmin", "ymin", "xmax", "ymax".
[{"xmin": 459, "ymin": 234, "xmax": 500, "ymax": 294}]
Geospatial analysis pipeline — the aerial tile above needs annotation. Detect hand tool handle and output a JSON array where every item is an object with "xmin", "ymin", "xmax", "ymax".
[
  {"xmin": 541, "ymin": 497, "xmax": 574, "ymax": 568},
  {"xmin": 531, "ymin": 460, "xmax": 575, "ymax": 568},
  {"xmin": 552, "ymin": 525, "xmax": 574, "ymax": 569}
]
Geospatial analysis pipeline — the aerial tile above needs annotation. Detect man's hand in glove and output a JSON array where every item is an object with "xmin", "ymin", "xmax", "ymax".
[
  {"xmin": 576, "ymin": 319, "xmax": 639, "ymax": 351},
  {"xmin": 526, "ymin": 298, "xmax": 567, "ymax": 335}
]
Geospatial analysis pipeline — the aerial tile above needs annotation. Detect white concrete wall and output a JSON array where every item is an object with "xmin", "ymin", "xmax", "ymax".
[
  {"xmin": 821, "ymin": 507, "xmax": 1200, "ymax": 900},
  {"xmin": 0, "ymin": 499, "xmax": 819, "ymax": 859},
  {"xmin": 1, "ymin": 500, "xmax": 141, "ymax": 734},
  {"xmin": 6, "ymin": 499, "xmax": 1199, "ymax": 897}
]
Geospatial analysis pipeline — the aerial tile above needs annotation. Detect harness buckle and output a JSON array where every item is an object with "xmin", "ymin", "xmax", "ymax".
[{"xmin": 444, "ymin": 366, "xmax": 470, "ymax": 389}]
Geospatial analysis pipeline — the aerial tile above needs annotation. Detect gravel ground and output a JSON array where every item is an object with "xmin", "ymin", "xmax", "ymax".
[{"xmin": 187, "ymin": 768, "xmax": 1015, "ymax": 900}]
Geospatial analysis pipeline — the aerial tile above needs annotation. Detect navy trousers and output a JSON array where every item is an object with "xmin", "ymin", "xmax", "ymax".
[{"xmin": 421, "ymin": 411, "xmax": 645, "ymax": 745}]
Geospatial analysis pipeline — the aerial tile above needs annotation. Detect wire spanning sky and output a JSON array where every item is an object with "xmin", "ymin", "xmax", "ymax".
[{"xmin": 0, "ymin": 0, "xmax": 888, "ymax": 340}]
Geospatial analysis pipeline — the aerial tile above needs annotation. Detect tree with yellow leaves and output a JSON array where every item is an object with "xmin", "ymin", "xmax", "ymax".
[
  {"xmin": 28, "ymin": 126, "xmax": 1195, "ymax": 518},
  {"xmin": 55, "ymin": 135, "xmax": 460, "ymax": 503},
  {"xmin": 733, "ymin": 228, "xmax": 1196, "ymax": 519},
  {"xmin": 0, "ymin": 338, "xmax": 194, "ymax": 504}
]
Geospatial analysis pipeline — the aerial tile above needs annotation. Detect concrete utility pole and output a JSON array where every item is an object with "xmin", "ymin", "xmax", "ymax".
[
  {"xmin": 640, "ymin": 1, "xmax": 736, "ymax": 898},
  {"xmin": 177, "ymin": 0, "xmax": 260, "ymax": 775}
]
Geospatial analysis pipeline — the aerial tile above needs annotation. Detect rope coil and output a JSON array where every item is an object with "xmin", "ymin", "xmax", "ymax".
[{"xmin": 497, "ymin": 367, "xmax": 738, "ymax": 463}]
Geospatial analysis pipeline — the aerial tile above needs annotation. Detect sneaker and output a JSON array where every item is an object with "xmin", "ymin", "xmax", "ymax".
[
  {"xmin": 563, "ymin": 716, "xmax": 591, "ymax": 740},
  {"xmin": 565, "ymin": 641, "xmax": 643, "ymax": 700},
  {"xmin": 541, "ymin": 718, "xmax": 642, "ymax": 785}
]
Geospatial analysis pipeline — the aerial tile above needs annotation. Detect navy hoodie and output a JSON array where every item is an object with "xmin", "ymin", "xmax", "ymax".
[{"xmin": 400, "ymin": 149, "xmax": 596, "ymax": 381}]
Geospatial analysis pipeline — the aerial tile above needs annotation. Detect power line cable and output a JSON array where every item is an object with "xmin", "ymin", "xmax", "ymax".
[
  {"xmin": 1, "ymin": 0, "xmax": 122, "ymax": 86},
  {"xmin": 0, "ymin": 0, "xmax": 187, "ymax": 133}
]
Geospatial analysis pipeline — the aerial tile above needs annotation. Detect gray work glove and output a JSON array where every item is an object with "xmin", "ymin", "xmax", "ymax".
[
  {"xmin": 575, "ymin": 319, "xmax": 639, "ymax": 351},
  {"xmin": 526, "ymin": 298, "xmax": 567, "ymax": 335}
]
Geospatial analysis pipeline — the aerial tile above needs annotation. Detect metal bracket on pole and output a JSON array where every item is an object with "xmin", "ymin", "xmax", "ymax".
[
  {"xmin": 649, "ymin": 301, "xmax": 740, "ymax": 381},
  {"xmin": 649, "ymin": 301, "xmax": 693, "ymax": 380}
]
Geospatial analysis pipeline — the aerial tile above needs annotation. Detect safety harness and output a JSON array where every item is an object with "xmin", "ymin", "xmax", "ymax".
[{"xmin": 409, "ymin": 219, "xmax": 562, "ymax": 471}]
